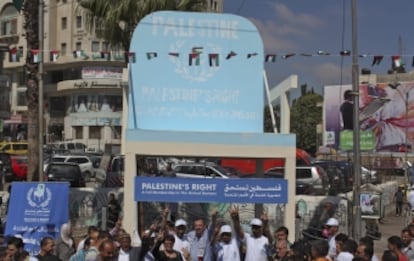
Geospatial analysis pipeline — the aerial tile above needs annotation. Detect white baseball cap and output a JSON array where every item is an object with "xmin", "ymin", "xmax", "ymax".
[
  {"xmin": 175, "ymin": 219, "xmax": 187, "ymax": 227},
  {"xmin": 250, "ymin": 218, "xmax": 263, "ymax": 227},
  {"xmin": 325, "ymin": 217, "xmax": 339, "ymax": 226},
  {"xmin": 219, "ymin": 225, "xmax": 232, "ymax": 235}
]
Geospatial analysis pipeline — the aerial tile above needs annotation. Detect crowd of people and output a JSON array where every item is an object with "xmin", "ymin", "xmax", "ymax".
[{"xmin": 3, "ymin": 202, "xmax": 414, "ymax": 261}]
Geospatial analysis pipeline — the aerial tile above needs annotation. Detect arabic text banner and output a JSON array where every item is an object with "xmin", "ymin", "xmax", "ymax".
[{"xmin": 135, "ymin": 177, "xmax": 288, "ymax": 204}]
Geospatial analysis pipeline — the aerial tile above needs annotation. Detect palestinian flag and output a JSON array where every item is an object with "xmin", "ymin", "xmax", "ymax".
[
  {"xmin": 209, "ymin": 53, "xmax": 219, "ymax": 67},
  {"xmin": 189, "ymin": 52, "xmax": 200, "ymax": 66},
  {"xmin": 265, "ymin": 54, "xmax": 276, "ymax": 63},
  {"xmin": 146, "ymin": 52, "xmax": 157, "ymax": 60},
  {"xmin": 32, "ymin": 49, "xmax": 42, "ymax": 63},
  {"xmin": 50, "ymin": 50, "xmax": 59, "ymax": 62},
  {"xmin": 9, "ymin": 48, "xmax": 20, "ymax": 62},
  {"xmin": 125, "ymin": 52, "xmax": 136, "ymax": 63}
]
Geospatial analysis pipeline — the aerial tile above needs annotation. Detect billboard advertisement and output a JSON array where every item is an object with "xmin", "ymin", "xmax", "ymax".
[
  {"xmin": 324, "ymin": 82, "xmax": 414, "ymax": 152},
  {"xmin": 128, "ymin": 11, "xmax": 264, "ymax": 132}
]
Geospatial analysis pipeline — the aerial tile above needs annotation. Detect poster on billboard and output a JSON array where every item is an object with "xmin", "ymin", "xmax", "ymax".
[
  {"xmin": 5, "ymin": 182, "xmax": 69, "ymax": 255},
  {"xmin": 324, "ymin": 82, "xmax": 414, "ymax": 152}
]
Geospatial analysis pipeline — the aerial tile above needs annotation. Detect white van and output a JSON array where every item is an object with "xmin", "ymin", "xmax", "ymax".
[{"xmin": 51, "ymin": 142, "xmax": 86, "ymax": 154}]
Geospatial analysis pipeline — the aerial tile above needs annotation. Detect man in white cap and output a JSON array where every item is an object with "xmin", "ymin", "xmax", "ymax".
[
  {"xmin": 325, "ymin": 217, "xmax": 340, "ymax": 259},
  {"xmin": 211, "ymin": 224, "xmax": 241, "ymax": 261},
  {"xmin": 230, "ymin": 206, "xmax": 270, "ymax": 261},
  {"xmin": 173, "ymin": 219, "xmax": 190, "ymax": 257}
]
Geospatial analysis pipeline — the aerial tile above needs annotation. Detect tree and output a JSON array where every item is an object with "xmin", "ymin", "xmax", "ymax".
[
  {"xmin": 264, "ymin": 104, "xmax": 280, "ymax": 133},
  {"xmin": 290, "ymin": 85, "xmax": 323, "ymax": 155},
  {"xmin": 76, "ymin": 0, "xmax": 207, "ymax": 51},
  {"xmin": 22, "ymin": 0, "xmax": 41, "ymax": 181}
]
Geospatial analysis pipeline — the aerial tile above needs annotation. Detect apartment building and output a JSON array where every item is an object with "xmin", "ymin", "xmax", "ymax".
[{"xmin": 0, "ymin": 0, "xmax": 223, "ymax": 151}]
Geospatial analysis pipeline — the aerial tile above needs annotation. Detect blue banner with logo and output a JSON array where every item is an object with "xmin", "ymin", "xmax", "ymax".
[
  {"xmin": 135, "ymin": 177, "xmax": 287, "ymax": 204},
  {"xmin": 5, "ymin": 182, "xmax": 69, "ymax": 255}
]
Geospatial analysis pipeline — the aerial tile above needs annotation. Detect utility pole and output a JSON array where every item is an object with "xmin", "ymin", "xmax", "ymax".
[
  {"xmin": 38, "ymin": 0, "xmax": 44, "ymax": 181},
  {"xmin": 351, "ymin": 0, "xmax": 362, "ymax": 241}
]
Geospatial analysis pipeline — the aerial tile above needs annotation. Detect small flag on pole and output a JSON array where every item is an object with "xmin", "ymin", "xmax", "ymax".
[
  {"xmin": 247, "ymin": 53, "xmax": 258, "ymax": 59},
  {"xmin": 50, "ymin": 50, "xmax": 59, "ymax": 62},
  {"xmin": 226, "ymin": 51, "xmax": 237, "ymax": 60},
  {"xmin": 124, "ymin": 52, "xmax": 136, "ymax": 63},
  {"xmin": 282, "ymin": 53, "xmax": 295, "ymax": 59},
  {"xmin": 392, "ymin": 55, "xmax": 403, "ymax": 68},
  {"xmin": 317, "ymin": 50, "xmax": 330, "ymax": 55},
  {"xmin": 31, "ymin": 49, "xmax": 42, "ymax": 63},
  {"xmin": 189, "ymin": 52, "xmax": 200, "ymax": 66},
  {"xmin": 168, "ymin": 52, "xmax": 179, "ymax": 57},
  {"xmin": 209, "ymin": 53, "xmax": 219, "ymax": 67},
  {"xmin": 265, "ymin": 54, "xmax": 276, "ymax": 63},
  {"xmin": 340, "ymin": 50, "xmax": 351, "ymax": 56},
  {"xmin": 100, "ymin": 51, "xmax": 111, "ymax": 61},
  {"xmin": 146, "ymin": 52, "xmax": 157, "ymax": 60},
  {"xmin": 9, "ymin": 48, "xmax": 20, "ymax": 62},
  {"xmin": 372, "ymin": 55, "xmax": 383, "ymax": 66}
]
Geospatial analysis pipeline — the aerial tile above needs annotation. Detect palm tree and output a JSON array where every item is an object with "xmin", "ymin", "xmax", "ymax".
[
  {"xmin": 22, "ymin": 0, "xmax": 41, "ymax": 181},
  {"xmin": 76, "ymin": 0, "xmax": 207, "ymax": 51}
]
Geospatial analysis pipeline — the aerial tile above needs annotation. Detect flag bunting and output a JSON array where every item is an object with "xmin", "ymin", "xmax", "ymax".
[{"xmin": 4, "ymin": 48, "xmax": 414, "ymax": 68}]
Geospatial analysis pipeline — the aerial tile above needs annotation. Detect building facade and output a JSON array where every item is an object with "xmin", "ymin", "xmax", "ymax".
[{"xmin": 0, "ymin": 0, "xmax": 223, "ymax": 151}]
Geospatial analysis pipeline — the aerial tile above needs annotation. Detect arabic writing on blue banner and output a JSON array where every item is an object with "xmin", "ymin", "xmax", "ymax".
[
  {"xmin": 5, "ymin": 182, "xmax": 69, "ymax": 255},
  {"xmin": 135, "ymin": 177, "xmax": 288, "ymax": 204}
]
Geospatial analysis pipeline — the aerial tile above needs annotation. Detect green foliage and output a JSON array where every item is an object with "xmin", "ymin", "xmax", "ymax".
[
  {"xmin": 264, "ymin": 105, "xmax": 280, "ymax": 133},
  {"xmin": 76, "ymin": 0, "xmax": 207, "ymax": 51},
  {"xmin": 290, "ymin": 87, "xmax": 323, "ymax": 154}
]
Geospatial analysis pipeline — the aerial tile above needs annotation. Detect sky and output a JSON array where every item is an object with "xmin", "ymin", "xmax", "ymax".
[{"xmin": 223, "ymin": 0, "xmax": 414, "ymax": 98}]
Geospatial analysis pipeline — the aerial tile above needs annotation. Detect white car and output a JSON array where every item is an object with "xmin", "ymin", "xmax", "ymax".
[{"xmin": 47, "ymin": 155, "xmax": 106, "ymax": 183}]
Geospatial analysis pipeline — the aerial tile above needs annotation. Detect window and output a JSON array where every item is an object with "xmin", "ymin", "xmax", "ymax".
[
  {"xmin": 61, "ymin": 17, "xmax": 67, "ymax": 30},
  {"xmin": 113, "ymin": 126, "xmax": 121, "ymax": 139},
  {"xmin": 76, "ymin": 16, "xmax": 82, "ymax": 28},
  {"xmin": 89, "ymin": 126, "xmax": 101, "ymax": 139},
  {"xmin": 75, "ymin": 42, "xmax": 82, "ymax": 51},
  {"xmin": 102, "ymin": 42, "xmax": 109, "ymax": 51},
  {"xmin": 16, "ymin": 88, "xmax": 27, "ymax": 106},
  {"xmin": 0, "ymin": 5, "xmax": 18, "ymax": 36},
  {"xmin": 91, "ymin": 41, "xmax": 100, "ymax": 52},
  {"xmin": 61, "ymin": 43, "xmax": 67, "ymax": 55},
  {"xmin": 296, "ymin": 169, "xmax": 312, "ymax": 179},
  {"xmin": 74, "ymin": 126, "xmax": 83, "ymax": 139}
]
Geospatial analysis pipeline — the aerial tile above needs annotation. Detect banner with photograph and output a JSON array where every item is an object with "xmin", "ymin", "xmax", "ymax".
[{"xmin": 324, "ymin": 82, "xmax": 414, "ymax": 152}]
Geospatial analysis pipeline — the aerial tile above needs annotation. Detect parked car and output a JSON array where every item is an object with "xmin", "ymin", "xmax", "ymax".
[
  {"xmin": 174, "ymin": 162, "xmax": 237, "ymax": 179},
  {"xmin": 0, "ymin": 153, "xmax": 14, "ymax": 183},
  {"xmin": 48, "ymin": 155, "xmax": 96, "ymax": 180},
  {"xmin": 265, "ymin": 166, "xmax": 330, "ymax": 195},
  {"xmin": 314, "ymin": 160, "xmax": 379, "ymax": 186},
  {"xmin": 10, "ymin": 155, "xmax": 28, "ymax": 181},
  {"xmin": 0, "ymin": 142, "xmax": 28, "ymax": 155},
  {"xmin": 312, "ymin": 160, "xmax": 352, "ymax": 193},
  {"xmin": 262, "ymin": 171, "xmax": 314, "ymax": 195},
  {"xmin": 49, "ymin": 142, "xmax": 86, "ymax": 154},
  {"xmin": 45, "ymin": 162, "xmax": 86, "ymax": 187}
]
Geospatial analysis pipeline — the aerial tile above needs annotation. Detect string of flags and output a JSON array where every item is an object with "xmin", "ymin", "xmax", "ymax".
[{"xmin": 6, "ymin": 48, "xmax": 414, "ymax": 68}]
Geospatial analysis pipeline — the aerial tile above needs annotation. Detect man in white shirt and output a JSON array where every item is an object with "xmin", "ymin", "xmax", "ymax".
[
  {"xmin": 408, "ymin": 187, "xmax": 414, "ymax": 211},
  {"xmin": 173, "ymin": 219, "xmax": 190, "ymax": 258},
  {"xmin": 325, "ymin": 217, "xmax": 340, "ymax": 260},
  {"xmin": 211, "ymin": 224, "xmax": 241, "ymax": 261},
  {"xmin": 230, "ymin": 206, "xmax": 270, "ymax": 261}
]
